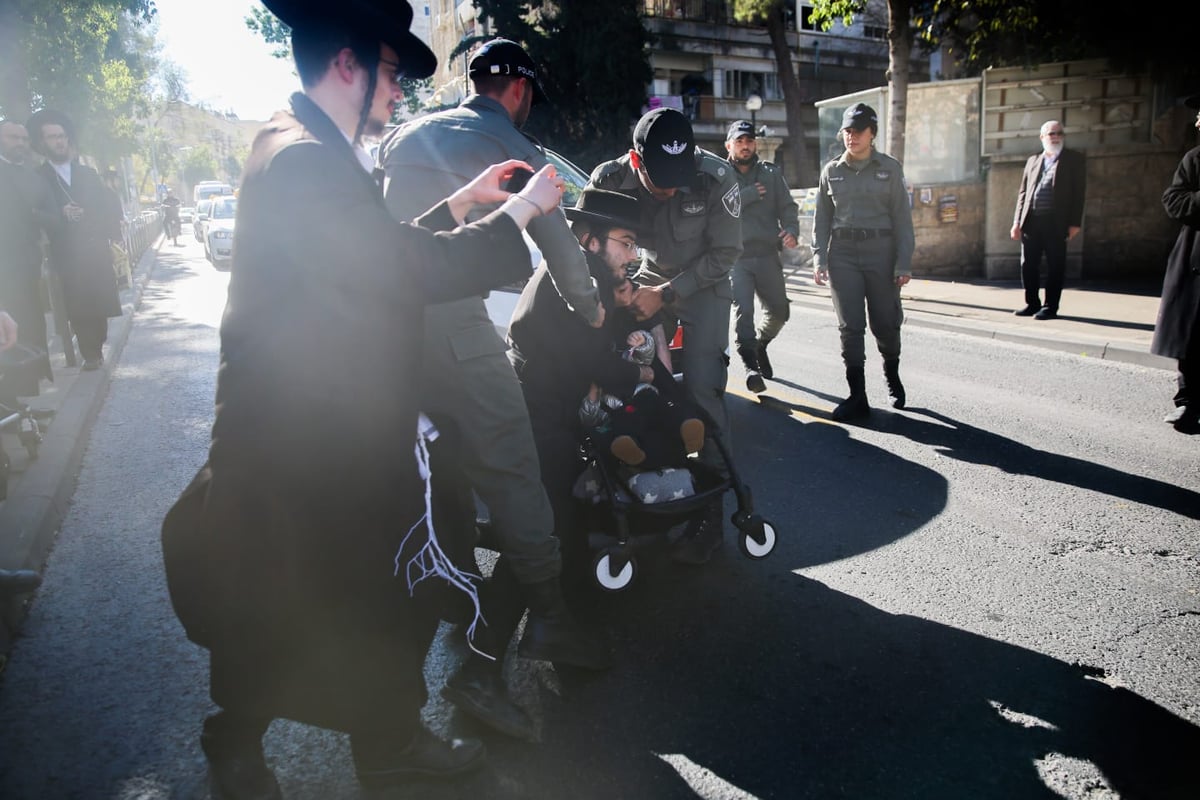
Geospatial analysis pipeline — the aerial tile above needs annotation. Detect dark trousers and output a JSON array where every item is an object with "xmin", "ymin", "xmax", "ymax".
[
  {"xmin": 1174, "ymin": 334, "xmax": 1200, "ymax": 408},
  {"xmin": 1020, "ymin": 215, "xmax": 1067, "ymax": 311},
  {"xmin": 72, "ymin": 314, "xmax": 108, "ymax": 361}
]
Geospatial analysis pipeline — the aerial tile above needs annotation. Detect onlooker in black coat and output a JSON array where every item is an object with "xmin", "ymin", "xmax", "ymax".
[{"xmin": 1152, "ymin": 95, "xmax": 1200, "ymax": 434}]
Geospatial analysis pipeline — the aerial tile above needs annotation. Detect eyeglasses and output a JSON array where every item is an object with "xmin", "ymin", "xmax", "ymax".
[
  {"xmin": 378, "ymin": 58, "xmax": 404, "ymax": 88},
  {"xmin": 1044, "ymin": 130, "xmax": 1064, "ymax": 137},
  {"xmin": 606, "ymin": 237, "xmax": 641, "ymax": 258}
]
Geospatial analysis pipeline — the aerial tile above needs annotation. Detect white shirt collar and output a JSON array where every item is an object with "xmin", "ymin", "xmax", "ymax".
[
  {"xmin": 52, "ymin": 160, "xmax": 72, "ymax": 185},
  {"xmin": 341, "ymin": 130, "xmax": 375, "ymax": 174}
]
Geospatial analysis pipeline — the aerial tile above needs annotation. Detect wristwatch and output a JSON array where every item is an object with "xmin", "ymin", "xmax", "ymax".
[{"xmin": 660, "ymin": 284, "xmax": 676, "ymax": 305}]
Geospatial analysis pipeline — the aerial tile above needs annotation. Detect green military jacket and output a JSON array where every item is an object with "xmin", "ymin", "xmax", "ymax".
[
  {"xmin": 812, "ymin": 148, "xmax": 915, "ymax": 276},
  {"xmin": 729, "ymin": 155, "xmax": 799, "ymax": 257},
  {"xmin": 588, "ymin": 148, "xmax": 743, "ymax": 299}
]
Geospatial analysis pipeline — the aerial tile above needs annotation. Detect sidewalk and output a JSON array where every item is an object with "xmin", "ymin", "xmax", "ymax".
[
  {"xmin": 0, "ymin": 239, "xmax": 157, "ymax": 657},
  {"xmin": 0, "ymin": 250, "xmax": 1174, "ymax": 655},
  {"xmin": 783, "ymin": 267, "xmax": 1172, "ymax": 371}
]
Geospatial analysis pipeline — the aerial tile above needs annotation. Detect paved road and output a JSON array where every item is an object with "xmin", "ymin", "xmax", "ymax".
[{"xmin": 0, "ymin": 239, "xmax": 1196, "ymax": 799}]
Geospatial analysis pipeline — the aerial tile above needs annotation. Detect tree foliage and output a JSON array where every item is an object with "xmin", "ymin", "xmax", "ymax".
[
  {"xmin": 732, "ymin": 0, "xmax": 816, "ymax": 187},
  {"xmin": 466, "ymin": 0, "xmax": 653, "ymax": 171},
  {"xmin": 0, "ymin": 0, "xmax": 160, "ymax": 165}
]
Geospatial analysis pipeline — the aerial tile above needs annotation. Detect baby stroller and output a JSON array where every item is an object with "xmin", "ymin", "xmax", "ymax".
[
  {"xmin": 0, "ymin": 345, "xmax": 49, "ymax": 500},
  {"xmin": 577, "ymin": 399, "xmax": 777, "ymax": 592}
]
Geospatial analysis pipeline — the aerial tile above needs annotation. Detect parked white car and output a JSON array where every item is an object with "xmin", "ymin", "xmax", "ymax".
[
  {"xmin": 204, "ymin": 195, "xmax": 237, "ymax": 269},
  {"xmin": 194, "ymin": 198, "xmax": 214, "ymax": 243}
]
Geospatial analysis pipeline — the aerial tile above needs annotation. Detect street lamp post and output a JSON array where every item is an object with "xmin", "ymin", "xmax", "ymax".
[{"xmin": 745, "ymin": 93, "xmax": 763, "ymax": 134}]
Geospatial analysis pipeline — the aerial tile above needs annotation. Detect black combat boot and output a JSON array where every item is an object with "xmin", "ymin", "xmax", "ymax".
[
  {"xmin": 832, "ymin": 365, "xmax": 870, "ymax": 422},
  {"xmin": 883, "ymin": 358, "xmax": 906, "ymax": 409},
  {"xmin": 756, "ymin": 338, "xmax": 774, "ymax": 380},
  {"xmin": 517, "ymin": 578, "xmax": 612, "ymax": 670},
  {"xmin": 737, "ymin": 343, "xmax": 766, "ymax": 394}
]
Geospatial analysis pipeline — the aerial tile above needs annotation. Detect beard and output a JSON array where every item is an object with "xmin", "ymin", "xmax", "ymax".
[
  {"xmin": 732, "ymin": 152, "xmax": 755, "ymax": 166},
  {"xmin": 1043, "ymin": 140, "xmax": 1063, "ymax": 156}
]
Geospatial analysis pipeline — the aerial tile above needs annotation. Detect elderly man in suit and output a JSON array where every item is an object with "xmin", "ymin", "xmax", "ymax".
[
  {"xmin": 1010, "ymin": 119, "xmax": 1087, "ymax": 320},
  {"xmin": 159, "ymin": 0, "xmax": 570, "ymax": 795}
]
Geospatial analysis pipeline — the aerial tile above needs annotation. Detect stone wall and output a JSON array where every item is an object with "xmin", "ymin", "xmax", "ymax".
[
  {"xmin": 911, "ymin": 182, "xmax": 986, "ymax": 277},
  {"xmin": 984, "ymin": 147, "xmax": 1183, "ymax": 281}
]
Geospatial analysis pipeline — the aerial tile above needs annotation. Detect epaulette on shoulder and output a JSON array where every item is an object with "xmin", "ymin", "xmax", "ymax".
[
  {"xmin": 590, "ymin": 159, "xmax": 625, "ymax": 184},
  {"xmin": 695, "ymin": 149, "xmax": 733, "ymax": 182}
]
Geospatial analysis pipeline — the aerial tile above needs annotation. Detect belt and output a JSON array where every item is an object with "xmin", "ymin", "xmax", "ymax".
[{"xmin": 832, "ymin": 228, "xmax": 892, "ymax": 241}]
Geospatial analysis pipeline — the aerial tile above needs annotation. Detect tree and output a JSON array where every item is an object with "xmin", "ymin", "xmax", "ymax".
[
  {"xmin": 462, "ymin": 0, "xmax": 653, "ymax": 171},
  {"xmin": 0, "ymin": 0, "xmax": 159, "ymax": 165},
  {"xmin": 732, "ymin": 0, "xmax": 816, "ymax": 187}
]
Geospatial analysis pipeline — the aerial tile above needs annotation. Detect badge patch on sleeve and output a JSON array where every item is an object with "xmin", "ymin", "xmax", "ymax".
[{"xmin": 722, "ymin": 184, "xmax": 742, "ymax": 218}]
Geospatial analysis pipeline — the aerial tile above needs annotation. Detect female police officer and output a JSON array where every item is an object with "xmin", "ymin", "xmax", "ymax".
[{"xmin": 812, "ymin": 103, "xmax": 915, "ymax": 421}]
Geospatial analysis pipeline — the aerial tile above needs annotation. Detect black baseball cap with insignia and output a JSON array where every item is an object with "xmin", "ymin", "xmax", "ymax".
[
  {"xmin": 726, "ymin": 120, "xmax": 755, "ymax": 141},
  {"xmin": 633, "ymin": 107, "xmax": 695, "ymax": 189},
  {"xmin": 841, "ymin": 102, "xmax": 878, "ymax": 131},
  {"xmin": 467, "ymin": 38, "xmax": 548, "ymax": 106}
]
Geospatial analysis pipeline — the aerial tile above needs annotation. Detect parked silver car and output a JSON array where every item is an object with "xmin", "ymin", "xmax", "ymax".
[{"xmin": 204, "ymin": 195, "xmax": 237, "ymax": 269}]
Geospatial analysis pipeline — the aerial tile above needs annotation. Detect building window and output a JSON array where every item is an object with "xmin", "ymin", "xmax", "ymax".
[
  {"xmin": 799, "ymin": 4, "xmax": 818, "ymax": 32},
  {"xmin": 863, "ymin": 24, "xmax": 887, "ymax": 40},
  {"xmin": 725, "ymin": 70, "xmax": 781, "ymax": 101}
]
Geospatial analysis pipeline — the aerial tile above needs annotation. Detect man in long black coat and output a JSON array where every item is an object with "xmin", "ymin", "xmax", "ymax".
[
  {"xmin": 0, "ymin": 119, "xmax": 57, "ymax": 390},
  {"xmin": 1152, "ymin": 94, "xmax": 1200, "ymax": 434},
  {"xmin": 158, "ymin": 1, "xmax": 569, "ymax": 796},
  {"xmin": 26, "ymin": 109, "xmax": 122, "ymax": 371}
]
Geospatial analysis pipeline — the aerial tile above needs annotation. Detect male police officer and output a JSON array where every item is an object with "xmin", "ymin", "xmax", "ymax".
[
  {"xmin": 725, "ymin": 120, "xmax": 799, "ymax": 392},
  {"xmin": 378, "ymin": 38, "xmax": 609, "ymax": 720},
  {"xmin": 590, "ymin": 107, "xmax": 742, "ymax": 564}
]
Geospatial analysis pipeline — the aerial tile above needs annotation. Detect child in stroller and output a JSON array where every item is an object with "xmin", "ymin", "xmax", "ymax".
[{"xmin": 579, "ymin": 328, "xmax": 705, "ymax": 471}]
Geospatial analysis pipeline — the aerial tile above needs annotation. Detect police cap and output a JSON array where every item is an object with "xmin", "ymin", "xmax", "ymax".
[
  {"xmin": 633, "ymin": 107, "xmax": 695, "ymax": 189},
  {"xmin": 468, "ymin": 38, "xmax": 548, "ymax": 106},
  {"xmin": 726, "ymin": 120, "xmax": 755, "ymax": 141},
  {"xmin": 841, "ymin": 102, "xmax": 878, "ymax": 132}
]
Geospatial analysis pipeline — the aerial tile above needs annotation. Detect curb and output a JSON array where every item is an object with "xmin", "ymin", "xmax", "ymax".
[
  {"xmin": 783, "ymin": 282, "xmax": 1173, "ymax": 372},
  {"xmin": 0, "ymin": 240, "xmax": 161, "ymax": 655}
]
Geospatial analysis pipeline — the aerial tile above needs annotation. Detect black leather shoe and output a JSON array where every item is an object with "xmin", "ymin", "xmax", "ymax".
[
  {"xmin": 0, "ymin": 569, "xmax": 42, "ymax": 596},
  {"xmin": 831, "ymin": 392, "xmax": 870, "ymax": 422},
  {"xmin": 1034, "ymin": 306, "xmax": 1057, "ymax": 320},
  {"xmin": 205, "ymin": 752, "xmax": 282, "ymax": 800},
  {"xmin": 442, "ymin": 666, "xmax": 536, "ymax": 741},
  {"xmin": 1168, "ymin": 405, "xmax": 1200, "ymax": 433},
  {"xmin": 1013, "ymin": 305, "xmax": 1038, "ymax": 317},
  {"xmin": 354, "ymin": 726, "xmax": 486, "ymax": 786}
]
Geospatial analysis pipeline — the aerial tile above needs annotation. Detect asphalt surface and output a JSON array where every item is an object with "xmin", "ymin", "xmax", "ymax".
[
  {"xmin": 0, "ymin": 247, "xmax": 1174, "ymax": 649},
  {"xmin": 0, "ymin": 237, "xmax": 1195, "ymax": 799}
]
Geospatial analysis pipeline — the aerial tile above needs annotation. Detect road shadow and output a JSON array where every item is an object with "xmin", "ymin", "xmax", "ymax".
[{"xmin": 880, "ymin": 407, "xmax": 1200, "ymax": 520}]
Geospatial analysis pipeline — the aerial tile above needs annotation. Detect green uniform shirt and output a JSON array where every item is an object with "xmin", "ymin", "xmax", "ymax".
[
  {"xmin": 729, "ymin": 155, "xmax": 799, "ymax": 257},
  {"xmin": 812, "ymin": 148, "xmax": 915, "ymax": 275},
  {"xmin": 588, "ymin": 148, "xmax": 743, "ymax": 299}
]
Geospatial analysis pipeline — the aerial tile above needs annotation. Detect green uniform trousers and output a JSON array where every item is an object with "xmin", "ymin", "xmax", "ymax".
[
  {"xmin": 732, "ymin": 252, "xmax": 791, "ymax": 348},
  {"xmin": 673, "ymin": 280, "xmax": 733, "ymax": 472},
  {"xmin": 422, "ymin": 295, "xmax": 561, "ymax": 584},
  {"xmin": 826, "ymin": 236, "xmax": 903, "ymax": 368}
]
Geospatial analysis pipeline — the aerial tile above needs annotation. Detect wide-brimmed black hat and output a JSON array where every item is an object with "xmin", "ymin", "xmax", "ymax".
[
  {"xmin": 468, "ymin": 39, "xmax": 548, "ymax": 106},
  {"xmin": 26, "ymin": 108, "xmax": 76, "ymax": 153},
  {"xmin": 262, "ymin": 0, "xmax": 436, "ymax": 79},
  {"xmin": 633, "ymin": 107, "xmax": 695, "ymax": 189},
  {"xmin": 565, "ymin": 188, "xmax": 644, "ymax": 236}
]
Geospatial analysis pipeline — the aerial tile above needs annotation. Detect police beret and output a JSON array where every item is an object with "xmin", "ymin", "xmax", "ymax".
[{"xmin": 261, "ymin": 0, "xmax": 436, "ymax": 79}]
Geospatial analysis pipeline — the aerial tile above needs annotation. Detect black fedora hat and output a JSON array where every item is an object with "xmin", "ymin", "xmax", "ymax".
[
  {"xmin": 565, "ymin": 188, "xmax": 645, "ymax": 236},
  {"xmin": 262, "ymin": 0, "xmax": 436, "ymax": 80}
]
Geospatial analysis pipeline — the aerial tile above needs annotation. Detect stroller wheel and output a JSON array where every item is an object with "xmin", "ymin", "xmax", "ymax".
[
  {"xmin": 593, "ymin": 551, "xmax": 636, "ymax": 592},
  {"xmin": 738, "ymin": 519, "xmax": 777, "ymax": 560}
]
